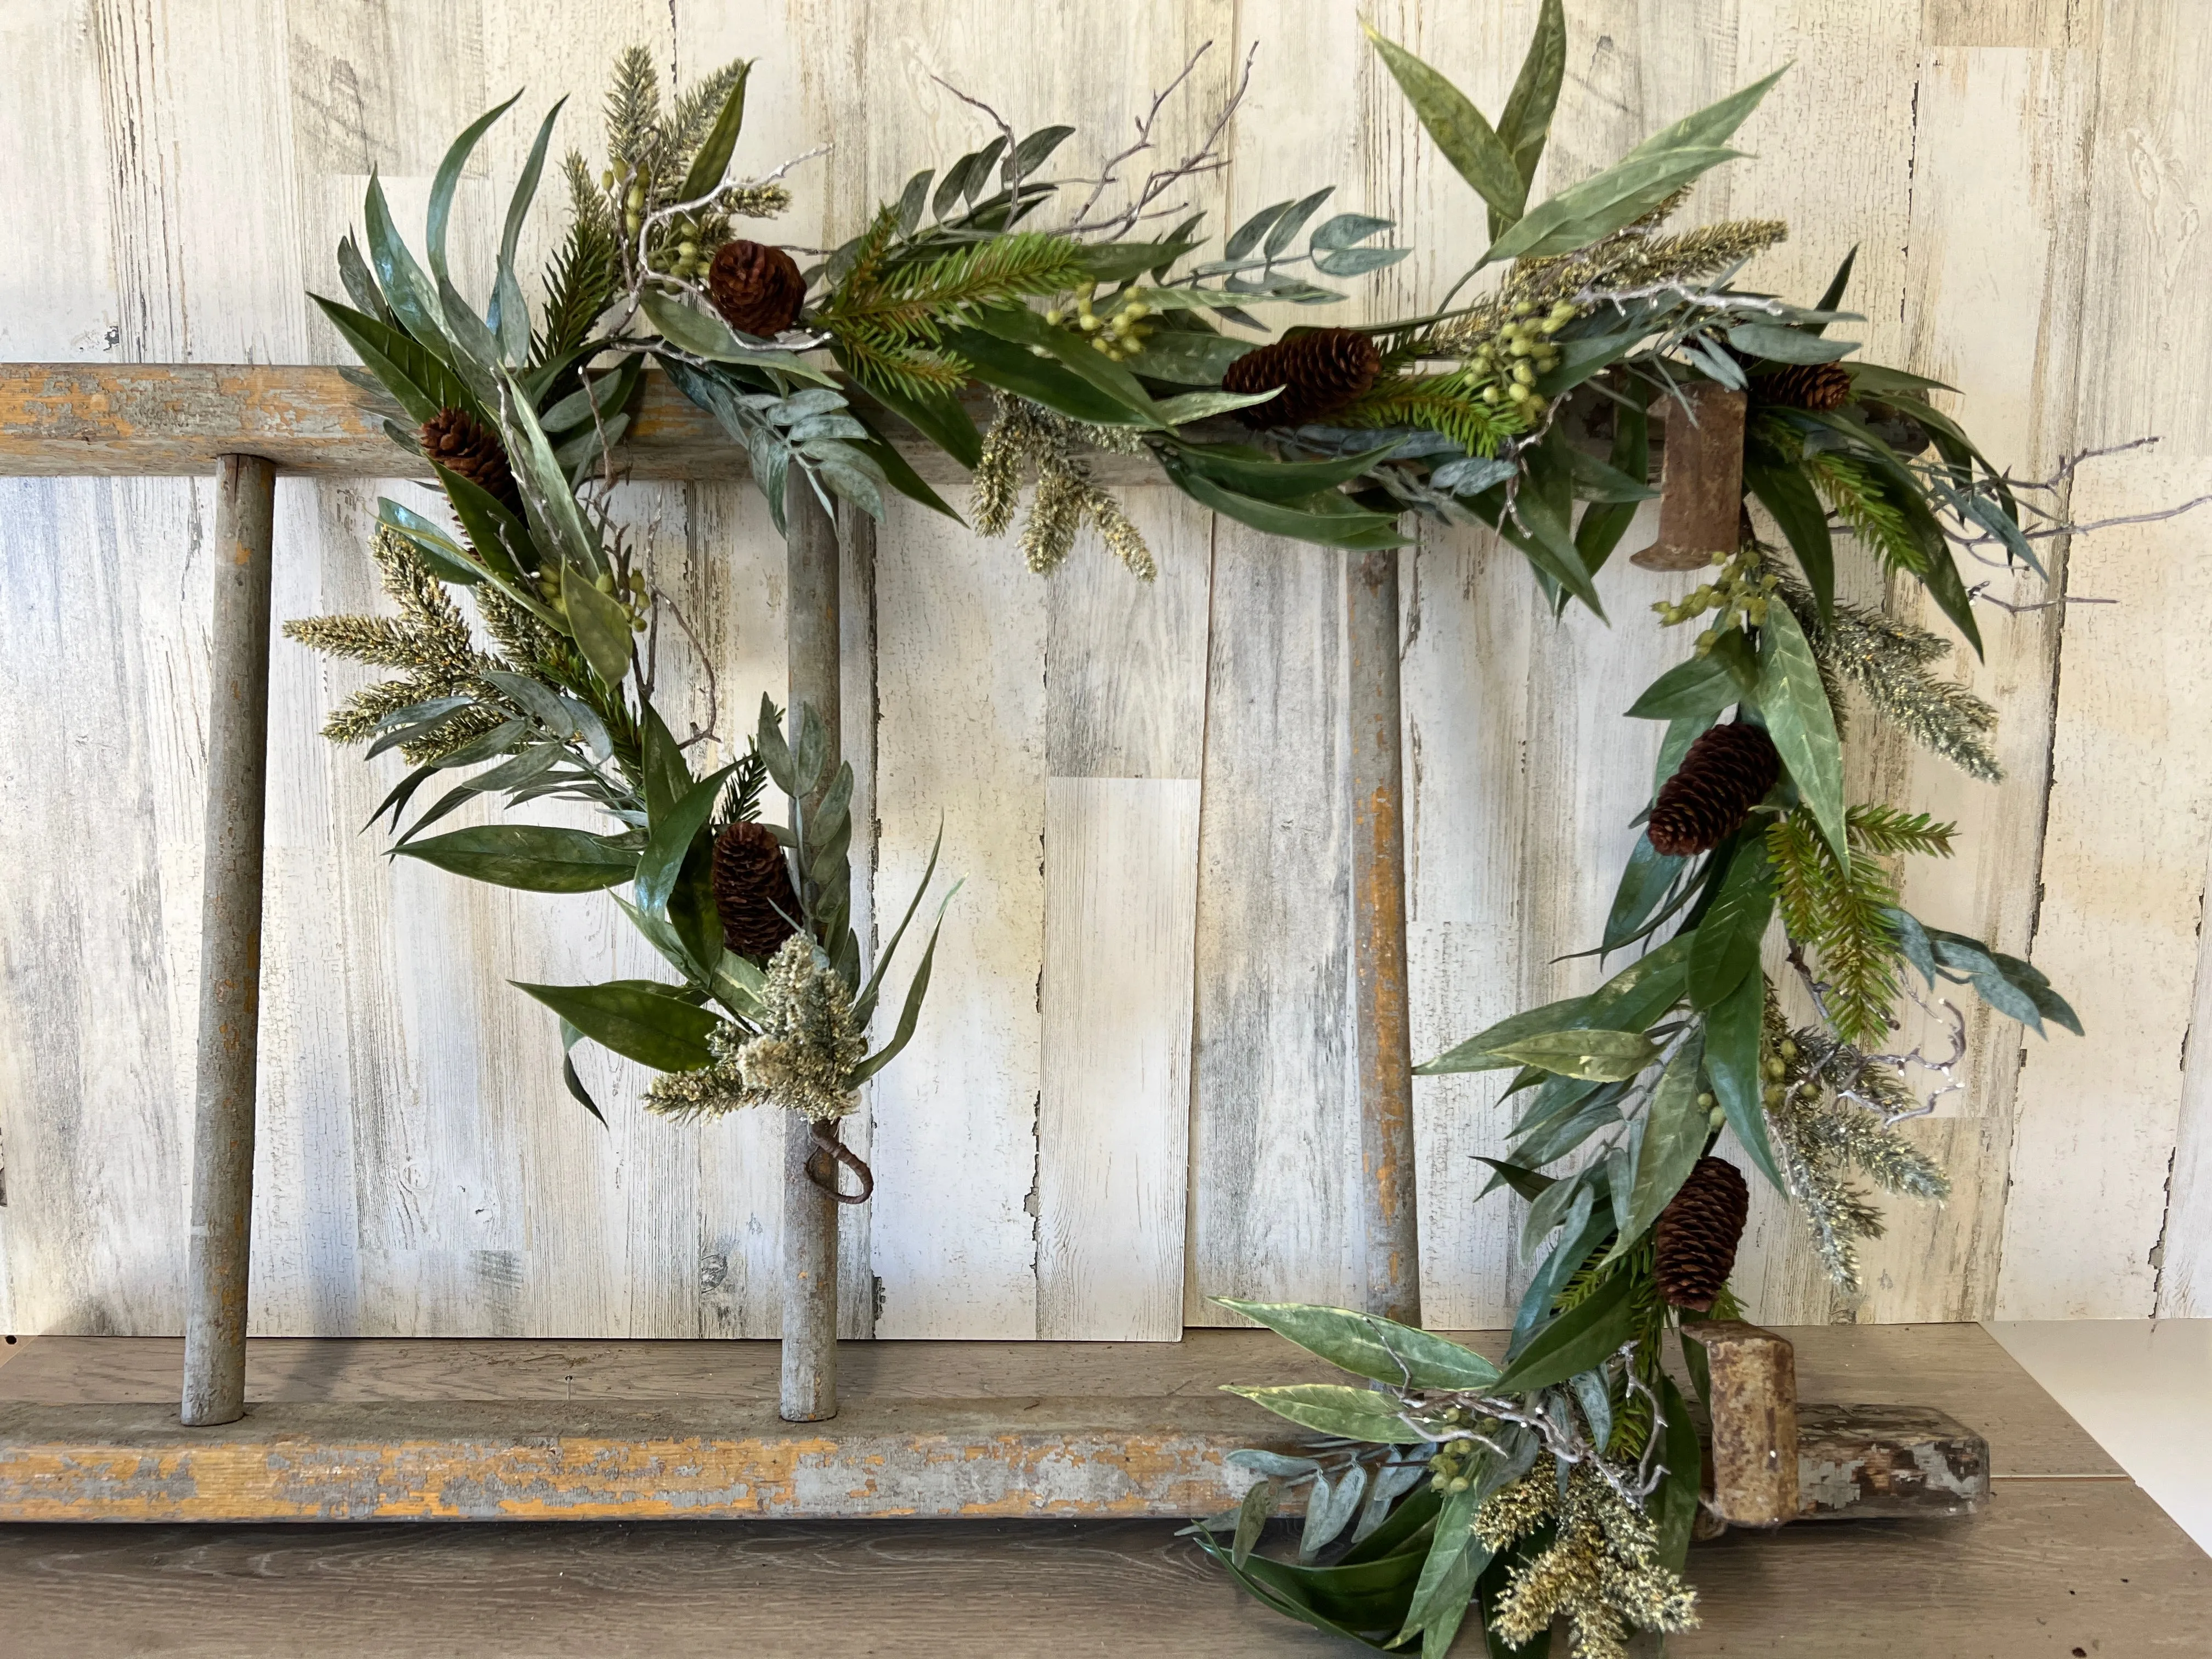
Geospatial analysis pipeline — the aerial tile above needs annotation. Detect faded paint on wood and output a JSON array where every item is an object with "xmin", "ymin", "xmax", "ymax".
[{"xmin": 2, "ymin": 0, "xmax": 2207, "ymax": 1340}]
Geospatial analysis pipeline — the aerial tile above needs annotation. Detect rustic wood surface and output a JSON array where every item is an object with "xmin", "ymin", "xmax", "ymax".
[
  {"xmin": 0, "ymin": 1479, "xmax": 2198, "ymax": 1657},
  {"xmin": 2, "ymin": 0, "xmax": 2205, "ymax": 1341}
]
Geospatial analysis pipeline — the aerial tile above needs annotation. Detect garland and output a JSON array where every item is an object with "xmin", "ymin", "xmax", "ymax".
[{"xmin": 284, "ymin": 15, "xmax": 2152, "ymax": 1651}]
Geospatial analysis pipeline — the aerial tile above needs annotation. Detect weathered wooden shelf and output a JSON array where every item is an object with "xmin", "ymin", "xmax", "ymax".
[{"xmin": 0, "ymin": 1328, "xmax": 1995, "ymax": 1526}]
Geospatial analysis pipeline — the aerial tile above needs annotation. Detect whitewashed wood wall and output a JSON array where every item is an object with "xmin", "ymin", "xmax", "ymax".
[{"xmin": 1, "ymin": 0, "xmax": 2205, "ymax": 1340}]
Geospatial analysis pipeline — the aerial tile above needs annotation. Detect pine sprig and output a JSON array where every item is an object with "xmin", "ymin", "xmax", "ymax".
[
  {"xmin": 1331, "ymin": 374, "xmax": 1528, "ymax": 455},
  {"xmin": 1803, "ymin": 450, "xmax": 1928, "ymax": 577},
  {"xmin": 534, "ymin": 154, "xmax": 624, "ymax": 365},
  {"xmin": 1767, "ymin": 803, "xmax": 1958, "ymax": 1048},
  {"xmin": 603, "ymin": 46, "xmax": 663, "ymax": 172}
]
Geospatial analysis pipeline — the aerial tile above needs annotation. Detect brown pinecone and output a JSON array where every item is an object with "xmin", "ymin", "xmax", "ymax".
[
  {"xmin": 706, "ymin": 240, "xmax": 807, "ymax": 338},
  {"xmin": 1222, "ymin": 328, "xmax": 1382, "ymax": 427},
  {"xmin": 1752, "ymin": 361, "xmax": 1853, "ymax": 413},
  {"xmin": 419, "ymin": 407, "xmax": 522, "ymax": 516},
  {"xmin": 712, "ymin": 821, "xmax": 799, "ymax": 962},
  {"xmin": 1654, "ymin": 1156, "xmax": 1751, "ymax": 1312},
  {"xmin": 1647, "ymin": 724, "xmax": 1782, "ymax": 856}
]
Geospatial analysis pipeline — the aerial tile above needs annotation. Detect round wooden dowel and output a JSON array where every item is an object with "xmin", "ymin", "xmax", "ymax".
[
  {"xmin": 182, "ymin": 453, "xmax": 278, "ymax": 1427},
  {"xmin": 781, "ymin": 473, "xmax": 842, "ymax": 1422},
  {"xmin": 1347, "ymin": 545, "xmax": 1421, "ymax": 1326}
]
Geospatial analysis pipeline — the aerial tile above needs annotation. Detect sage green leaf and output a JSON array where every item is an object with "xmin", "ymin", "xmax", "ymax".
[
  {"xmin": 562, "ymin": 558, "xmax": 635, "ymax": 687},
  {"xmin": 313, "ymin": 294, "xmax": 469, "ymax": 425},
  {"xmin": 676, "ymin": 61, "xmax": 752, "ymax": 202},
  {"xmin": 1170, "ymin": 439, "xmax": 1404, "ymax": 504},
  {"xmin": 614, "ymin": 894, "xmax": 709, "ymax": 988},
  {"xmin": 376, "ymin": 498, "xmax": 481, "ymax": 584},
  {"xmin": 1704, "ymin": 966, "xmax": 1784, "ymax": 1188},
  {"xmin": 1729, "ymin": 321, "xmax": 1857, "ymax": 364},
  {"xmin": 1746, "ymin": 461, "xmax": 1834, "ymax": 620},
  {"xmin": 428, "ymin": 92, "xmax": 522, "ymax": 284},
  {"xmin": 1607, "ymin": 1036, "xmax": 1709, "ymax": 1260},
  {"xmin": 1214, "ymin": 1299, "xmax": 1500, "ymax": 1390},
  {"xmin": 1231, "ymin": 1479, "xmax": 1273, "ymax": 1567},
  {"xmin": 1483, "ymin": 145, "xmax": 1745, "ymax": 266},
  {"xmin": 511, "ymin": 977, "xmax": 720, "ymax": 1071},
  {"xmin": 1476, "ymin": 1156, "xmax": 1558, "ymax": 1201},
  {"xmin": 1301, "ymin": 1463, "xmax": 1367, "ymax": 1561},
  {"xmin": 1567, "ymin": 446, "xmax": 1657, "ymax": 503},
  {"xmin": 1686, "ymin": 840, "xmax": 1776, "ymax": 1010},
  {"xmin": 1497, "ymin": 0, "xmax": 1567, "ymax": 190},
  {"xmin": 1625, "ymin": 653, "xmax": 1742, "ymax": 722},
  {"xmin": 1625, "ymin": 65, "xmax": 1787, "ymax": 160},
  {"xmin": 397, "ymin": 825, "xmax": 636, "ymax": 891},
  {"xmin": 1417, "ymin": 992, "xmax": 1592, "ymax": 1075},
  {"xmin": 491, "ymin": 98, "xmax": 566, "ymax": 360},
  {"xmin": 1165, "ymin": 461, "xmax": 1409, "ymax": 551},
  {"xmin": 1758, "ymin": 602, "xmax": 1848, "ymax": 859},
  {"xmin": 944, "ymin": 325, "xmax": 1137, "ymax": 425},
  {"xmin": 1656, "ymin": 713, "xmax": 1713, "ymax": 791},
  {"xmin": 362, "ymin": 170, "xmax": 452, "ymax": 360},
  {"xmin": 845, "ymin": 883, "xmax": 960, "ymax": 1087},
  {"xmin": 1222, "ymin": 1384, "xmax": 1424, "ymax": 1444},
  {"xmin": 642, "ymin": 289, "xmax": 761, "ymax": 357},
  {"xmin": 556, "ymin": 1019, "xmax": 607, "ymax": 1125},
  {"xmin": 1656, "ymin": 1374, "xmax": 1703, "ymax": 1573},
  {"xmin": 1125, "ymin": 329, "xmax": 1255, "ymax": 385},
  {"xmin": 1151, "ymin": 387, "xmax": 1283, "ymax": 426},
  {"xmin": 1813, "ymin": 245, "xmax": 1859, "ymax": 326},
  {"xmin": 1396, "ymin": 1485, "xmax": 1487, "ymax": 1651},
  {"xmin": 634, "ymin": 763, "xmax": 739, "ymax": 917},
  {"xmin": 1364, "ymin": 25, "xmax": 1525, "ymax": 223},
  {"xmin": 1491, "ymin": 1267, "xmax": 1638, "ymax": 1393},
  {"xmin": 972, "ymin": 303, "xmax": 1164, "ymax": 422},
  {"xmin": 1489, "ymin": 1028, "xmax": 1658, "ymax": 1082},
  {"xmin": 1602, "ymin": 834, "xmax": 1683, "ymax": 953}
]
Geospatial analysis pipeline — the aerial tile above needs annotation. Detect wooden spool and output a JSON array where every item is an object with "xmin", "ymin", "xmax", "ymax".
[{"xmin": 1633, "ymin": 382, "xmax": 1747, "ymax": 572}]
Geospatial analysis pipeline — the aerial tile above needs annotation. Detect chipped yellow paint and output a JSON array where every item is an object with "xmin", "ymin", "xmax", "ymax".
[{"xmin": 0, "ymin": 1402, "xmax": 1301, "ymax": 1523}]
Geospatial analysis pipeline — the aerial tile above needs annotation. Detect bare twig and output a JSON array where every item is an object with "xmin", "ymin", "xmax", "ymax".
[{"xmin": 1053, "ymin": 42, "xmax": 1255, "ymax": 241}]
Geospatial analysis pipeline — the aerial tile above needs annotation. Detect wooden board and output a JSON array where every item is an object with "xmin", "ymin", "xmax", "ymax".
[
  {"xmin": 3, "ymin": 0, "xmax": 2209, "ymax": 1341},
  {"xmin": 0, "ymin": 1481, "xmax": 2199, "ymax": 1655}
]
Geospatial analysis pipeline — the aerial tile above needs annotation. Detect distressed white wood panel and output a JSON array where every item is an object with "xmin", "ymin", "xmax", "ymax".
[
  {"xmin": 2162, "ymin": 838, "xmax": 2212, "ymax": 1316},
  {"xmin": 1037, "ymin": 496, "xmax": 1211, "ymax": 1340},
  {"xmin": 1999, "ymin": 453, "xmax": 2212, "ymax": 1317},
  {"xmin": 1039, "ymin": 777, "xmax": 1202, "ymax": 1340}
]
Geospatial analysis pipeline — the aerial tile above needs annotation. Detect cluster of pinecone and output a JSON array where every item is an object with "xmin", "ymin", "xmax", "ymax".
[
  {"xmin": 1654, "ymin": 1155, "xmax": 1750, "ymax": 1311},
  {"xmin": 712, "ymin": 820, "xmax": 800, "ymax": 961},
  {"xmin": 419, "ymin": 407, "xmax": 523, "ymax": 518},
  {"xmin": 1647, "ymin": 723, "xmax": 1781, "ymax": 856},
  {"xmin": 1750, "ymin": 360, "xmax": 1853, "ymax": 413},
  {"xmin": 704, "ymin": 239, "xmax": 806, "ymax": 338},
  {"xmin": 1223, "ymin": 327, "xmax": 1382, "ymax": 428}
]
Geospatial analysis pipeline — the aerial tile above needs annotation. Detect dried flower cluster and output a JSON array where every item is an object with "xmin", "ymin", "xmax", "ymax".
[
  {"xmin": 645, "ymin": 935, "xmax": 867, "ymax": 1124},
  {"xmin": 970, "ymin": 394, "xmax": 1155, "ymax": 577},
  {"xmin": 284, "ymin": 526, "xmax": 507, "ymax": 761},
  {"xmin": 1476, "ymin": 1464, "xmax": 1700, "ymax": 1659}
]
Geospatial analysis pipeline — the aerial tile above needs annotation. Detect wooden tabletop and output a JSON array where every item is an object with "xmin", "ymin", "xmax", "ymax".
[{"xmin": 0, "ymin": 1325, "xmax": 2198, "ymax": 1656}]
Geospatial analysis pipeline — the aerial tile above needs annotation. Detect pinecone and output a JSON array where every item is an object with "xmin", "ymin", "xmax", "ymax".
[
  {"xmin": 1647, "ymin": 723, "xmax": 1782, "ymax": 856},
  {"xmin": 706, "ymin": 240, "xmax": 807, "ymax": 338},
  {"xmin": 1222, "ymin": 328, "xmax": 1382, "ymax": 427},
  {"xmin": 1752, "ymin": 361, "xmax": 1853, "ymax": 413},
  {"xmin": 419, "ymin": 407, "xmax": 522, "ymax": 516},
  {"xmin": 712, "ymin": 821, "xmax": 800, "ymax": 962},
  {"xmin": 1654, "ymin": 1156, "xmax": 1751, "ymax": 1312}
]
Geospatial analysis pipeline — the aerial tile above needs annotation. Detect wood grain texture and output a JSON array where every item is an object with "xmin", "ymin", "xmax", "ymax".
[{"xmin": 2, "ymin": 0, "xmax": 2202, "ymax": 1341}]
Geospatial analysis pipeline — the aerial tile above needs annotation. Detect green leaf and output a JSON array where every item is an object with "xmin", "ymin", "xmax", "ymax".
[
  {"xmin": 1812, "ymin": 245, "xmax": 1859, "ymax": 329},
  {"xmin": 1151, "ymin": 387, "xmax": 1283, "ymax": 426},
  {"xmin": 1164, "ymin": 459, "xmax": 1409, "ymax": 550},
  {"xmin": 645, "ymin": 289, "xmax": 788, "ymax": 359},
  {"xmin": 1125, "ymin": 329, "xmax": 1256, "ymax": 386},
  {"xmin": 1655, "ymin": 1374, "xmax": 1703, "ymax": 1573},
  {"xmin": 1758, "ymin": 602, "xmax": 1848, "ymax": 859},
  {"xmin": 1704, "ymin": 967, "xmax": 1784, "ymax": 1188},
  {"xmin": 492, "ymin": 99, "xmax": 567, "ymax": 359},
  {"xmin": 1496, "ymin": 0, "xmax": 1567, "ymax": 191},
  {"xmin": 396, "ymin": 825, "xmax": 636, "ymax": 891},
  {"xmin": 1730, "ymin": 322, "xmax": 1857, "ymax": 364},
  {"xmin": 1623, "ymin": 65, "xmax": 1787, "ymax": 162},
  {"xmin": 1364, "ymin": 25, "xmax": 1526, "ymax": 225},
  {"xmin": 1491, "ymin": 1267, "xmax": 1638, "ymax": 1393},
  {"xmin": 1606, "ymin": 1036, "xmax": 1709, "ymax": 1259},
  {"xmin": 313, "ymin": 294, "xmax": 470, "ymax": 425},
  {"xmin": 1687, "ymin": 840, "xmax": 1776, "ymax": 1009},
  {"xmin": 1489, "ymin": 1029, "xmax": 1658, "ymax": 1082},
  {"xmin": 557, "ymin": 1020, "xmax": 608, "ymax": 1125},
  {"xmin": 428, "ymin": 92, "xmax": 522, "ymax": 285},
  {"xmin": 1417, "ymin": 992, "xmax": 1591, "ymax": 1075},
  {"xmin": 1222, "ymin": 1384, "xmax": 1424, "ymax": 1444},
  {"xmin": 1746, "ymin": 462, "xmax": 1834, "ymax": 620},
  {"xmin": 1482, "ymin": 146, "xmax": 1745, "ymax": 266},
  {"xmin": 511, "ymin": 978, "xmax": 721, "ymax": 1071},
  {"xmin": 845, "ymin": 883, "xmax": 958, "ymax": 1087},
  {"xmin": 676, "ymin": 61, "xmax": 753, "ymax": 203},
  {"xmin": 362, "ymin": 170, "xmax": 453, "ymax": 363},
  {"xmin": 1626, "ymin": 651, "xmax": 1748, "ymax": 722},
  {"xmin": 1231, "ymin": 1480, "xmax": 1272, "ymax": 1568},
  {"xmin": 848, "ymin": 367, "xmax": 984, "ymax": 470},
  {"xmin": 1214, "ymin": 1299, "xmax": 1500, "ymax": 1390},
  {"xmin": 1170, "ymin": 439, "xmax": 1405, "ymax": 504},
  {"xmin": 943, "ymin": 324, "xmax": 1139, "ymax": 425},
  {"xmin": 1397, "ymin": 1486, "xmax": 1487, "ymax": 1651},
  {"xmin": 1602, "ymin": 835, "xmax": 1685, "ymax": 955},
  {"xmin": 634, "ymin": 763, "xmax": 738, "ymax": 918},
  {"xmin": 1476, "ymin": 1157, "xmax": 1558, "ymax": 1201},
  {"xmin": 969, "ymin": 303, "xmax": 1166, "ymax": 423},
  {"xmin": 376, "ymin": 497, "xmax": 482, "ymax": 584},
  {"xmin": 562, "ymin": 557, "xmax": 636, "ymax": 687}
]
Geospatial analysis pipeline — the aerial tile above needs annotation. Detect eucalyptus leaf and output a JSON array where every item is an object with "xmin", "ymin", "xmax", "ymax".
[
  {"xmin": 1222, "ymin": 1383, "xmax": 1424, "ymax": 1443},
  {"xmin": 1759, "ymin": 602, "xmax": 1848, "ymax": 859},
  {"xmin": 1215, "ymin": 1299, "xmax": 1500, "ymax": 1390}
]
